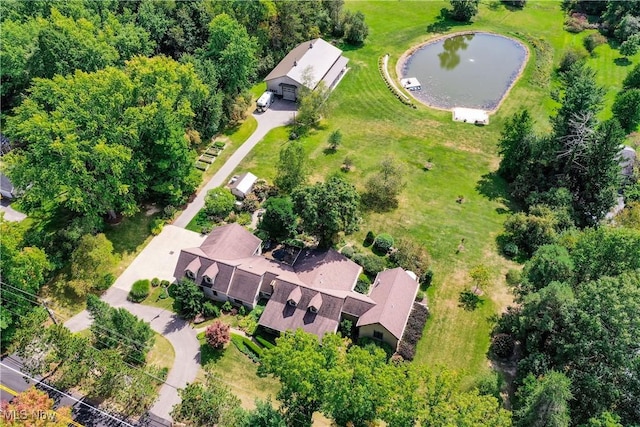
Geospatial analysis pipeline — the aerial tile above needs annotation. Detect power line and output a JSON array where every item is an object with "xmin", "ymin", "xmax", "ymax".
[
  {"xmin": 1, "ymin": 301, "xmax": 177, "ymax": 389},
  {"xmin": 0, "ymin": 361, "xmax": 136, "ymax": 427}
]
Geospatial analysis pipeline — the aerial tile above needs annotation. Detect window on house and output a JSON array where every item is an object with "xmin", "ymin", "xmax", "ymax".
[
  {"xmin": 212, "ymin": 290, "xmax": 218, "ymax": 296},
  {"xmin": 234, "ymin": 298, "xmax": 243, "ymax": 305},
  {"xmin": 373, "ymin": 330, "xmax": 383, "ymax": 340},
  {"xmin": 288, "ymin": 299, "xmax": 297, "ymax": 307},
  {"xmin": 203, "ymin": 275, "xmax": 213, "ymax": 284},
  {"xmin": 185, "ymin": 270, "xmax": 195, "ymax": 279},
  {"xmin": 309, "ymin": 306, "xmax": 318, "ymax": 313}
]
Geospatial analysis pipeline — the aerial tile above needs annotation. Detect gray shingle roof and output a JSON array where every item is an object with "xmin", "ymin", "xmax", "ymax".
[{"xmin": 357, "ymin": 268, "xmax": 419, "ymax": 340}]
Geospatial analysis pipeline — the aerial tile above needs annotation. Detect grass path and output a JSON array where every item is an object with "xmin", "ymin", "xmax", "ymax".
[{"xmin": 235, "ymin": 0, "xmax": 638, "ymax": 386}]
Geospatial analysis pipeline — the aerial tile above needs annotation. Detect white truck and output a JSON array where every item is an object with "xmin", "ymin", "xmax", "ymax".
[{"xmin": 256, "ymin": 91, "xmax": 275, "ymax": 112}]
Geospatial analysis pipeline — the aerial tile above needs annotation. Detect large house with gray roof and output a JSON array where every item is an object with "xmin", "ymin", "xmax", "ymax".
[
  {"xmin": 173, "ymin": 223, "xmax": 418, "ymax": 349},
  {"xmin": 264, "ymin": 38, "xmax": 349, "ymax": 101}
]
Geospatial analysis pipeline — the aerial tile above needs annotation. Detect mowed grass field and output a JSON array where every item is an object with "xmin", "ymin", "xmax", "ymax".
[{"xmin": 236, "ymin": 0, "xmax": 639, "ymax": 386}]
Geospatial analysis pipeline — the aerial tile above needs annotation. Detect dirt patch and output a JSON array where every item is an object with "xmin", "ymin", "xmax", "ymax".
[{"xmin": 145, "ymin": 204, "xmax": 161, "ymax": 216}]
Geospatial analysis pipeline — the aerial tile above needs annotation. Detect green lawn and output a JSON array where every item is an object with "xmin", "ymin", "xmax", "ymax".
[
  {"xmin": 140, "ymin": 283, "xmax": 176, "ymax": 311},
  {"xmin": 233, "ymin": 0, "xmax": 638, "ymax": 385},
  {"xmin": 147, "ymin": 332, "xmax": 175, "ymax": 371},
  {"xmin": 197, "ymin": 338, "xmax": 280, "ymax": 410}
]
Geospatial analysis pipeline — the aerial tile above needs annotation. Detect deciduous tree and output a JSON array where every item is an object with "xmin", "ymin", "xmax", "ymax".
[
  {"xmin": 258, "ymin": 197, "xmax": 297, "ymax": 241},
  {"xmin": 292, "ymin": 175, "xmax": 361, "ymax": 247},
  {"xmin": 612, "ymin": 88, "xmax": 640, "ymax": 133},
  {"xmin": 205, "ymin": 320, "xmax": 230, "ymax": 349},
  {"xmin": 0, "ymin": 387, "xmax": 72, "ymax": 427},
  {"xmin": 172, "ymin": 278, "xmax": 205, "ymax": 319},
  {"xmin": 172, "ymin": 369, "xmax": 244, "ymax": 427},
  {"xmin": 514, "ymin": 372, "xmax": 572, "ymax": 427},
  {"xmin": 204, "ymin": 187, "xmax": 236, "ymax": 219},
  {"xmin": 274, "ymin": 142, "xmax": 307, "ymax": 193},
  {"xmin": 363, "ymin": 158, "xmax": 405, "ymax": 211},
  {"xmin": 449, "ymin": 0, "xmax": 480, "ymax": 22},
  {"xmin": 67, "ymin": 233, "xmax": 117, "ymax": 297}
]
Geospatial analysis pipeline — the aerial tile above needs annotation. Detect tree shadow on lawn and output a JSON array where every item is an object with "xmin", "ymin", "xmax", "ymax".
[
  {"xmin": 426, "ymin": 8, "xmax": 473, "ymax": 34},
  {"xmin": 614, "ymin": 57, "xmax": 632, "ymax": 67},
  {"xmin": 199, "ymin": 342, "xmax": 225, "ymax": 366},
  {"xmin": 475, "ymin": 172, "xmax": 519, "ymax": 214}
]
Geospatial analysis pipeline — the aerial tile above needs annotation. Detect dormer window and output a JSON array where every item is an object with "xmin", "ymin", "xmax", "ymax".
[
  {"xmin": 185, "ymin": 257, "xmax": 201, "ymax": 280},
  {"xmin": 203, "ymin": 275, "xmax": 213, "ymax": 285},
  {"xmin": 308, "ymin": 293, "xmax": 323, "ymax": 314},
  {"xmin": 287, "ymin": 286, "xmax": 302, "ymax": 308}
]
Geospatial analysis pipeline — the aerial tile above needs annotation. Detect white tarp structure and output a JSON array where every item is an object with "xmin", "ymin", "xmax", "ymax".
[
  {"xmin": 401, "ymin": 78, "xmax": 421, "ymax": 91},
  {"xmin": 452, "ymin": 108, "xmax": 489, "ymax": 125}
]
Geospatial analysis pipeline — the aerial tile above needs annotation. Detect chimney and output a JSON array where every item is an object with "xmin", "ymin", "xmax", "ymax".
[
  {"xmin": 293, "ymin": 59, "xmax": 297, "ymax": 67},
  {"xmin": 309, "ymin": 42, "xmax": 313, "ymax": 49}
]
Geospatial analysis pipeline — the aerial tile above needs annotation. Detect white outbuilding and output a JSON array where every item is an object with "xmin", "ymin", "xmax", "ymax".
[
  {"xmin": 229, "ymin": 172, "xmax": 258, "ymax": 200},
  {"xmin": 264, "ymin": 38, "xmax": 349, "ymax": 101}
]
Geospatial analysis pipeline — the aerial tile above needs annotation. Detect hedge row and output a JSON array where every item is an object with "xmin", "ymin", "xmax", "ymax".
[
  {"xmin": 230, "ymin": 333, "xmax": 262, "ymax": 363},
  {"xmin": 397, "ymin": 302, "xmax": 429, "ymax": 360},
  {"xmin": 378, "ymin": 56, "xmax": 417, "ymax": 109},
  {"xmin": 255, "ymin": 335, "xmax": 275, "ymax": 350}
]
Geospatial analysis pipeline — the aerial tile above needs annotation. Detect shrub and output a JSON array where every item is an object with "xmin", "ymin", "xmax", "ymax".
[
  {"xmin": 163, "ymin": 205, "xmax": 177, "ymax": 220},
  {"xmin": 359, "ymin": 337, "xmax": 394, "ymax": 359},
  {"xmin": 173, "ymin": 279, "xmax": 205, "ymax": 319},
  {"xmin": 203, "ymin": 301, "xmax": 220, "ymax": 318},
  {"xmin": 564, "ymin": 13, "xmax": 589, "ymax": 33},
  {"xmin": 505, "ymin": 269, "xmax": 523, "ymax": 287},
  {"xmin": 95, "ymin": 273, "xmax": 115, "ymax": 292},
  {"xmin": 243, "ymin": 336, "xmax": 263, "ymax": 357},
  {"xmin": 238, "ymin": 305, "xmax": 247, "ymax": 316},
  {"xmin": 420, "ymin": 269, "xmax": 434, "ymax": 288},
  {"xmin": 363, "ymin": 231, "xmax": 375, "ymax": 247},
  {"xmin": 205, "ymin": 320, "xmax": 230, "ymax": 349},
  {"xmin": 241, "ymin": 194, "xmax": 260, "ymax": 213},
  {"xmin": 397, "ymin": 303, "xmax": 429, "ymax": 360},
  {"xmin": 503, "ymin": 242, "xmax": 519, "ymax": 258},
  {"xmin": 490, "ymin": 333, "xmax": 515, "ymax": 359},
  {"xmin": 355, "ymin": 277, "xmax": 371, "ymax": 294},
  {"xmin": 160, "ymin": 279, "xmax": 171, "ymax": 288},
  {"xmin": 238, "ymin": 315, "xmax": 258, "ymax": 335},
  {"xmin": 584, "ymin": 32, "xmax": 607, "ymax": 53},
  {"xmin": 415, "ymin": 290, "xmax": 425, "ymax": 301},
  {"xmin": 231, "ymin": 334, "xmax": 260, "ymax": 362},
  {"xmin": 150, "ymin": 218, "xmax": 165, "ymax": 235},
  {"xmin": 558, "ymin": 47, "xmax": 588, "ymax": 73},
  {"xmin": 352, "ymin": 253, "xmax": 386, "ymax": 276},
  {"xmin": 222, "ymin": 301, "xmax": 232, "ymax": 312},
  {"xmin": 341, "ymin": 245, "xmax": 355, "ymax": 259},
  {"xmin": 373, "ymin": 233, "xmax": 394, "ymax": 253},
  {"xmin": 128, "ymin": 279, "xmax": 150, "ymax": 302},
  {"xmin": 151, "ymin": 277, "xmax": 160, "ymax": 287}
]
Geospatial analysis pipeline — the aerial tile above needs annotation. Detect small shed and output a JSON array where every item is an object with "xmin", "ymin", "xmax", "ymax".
[
  {"xmin": 229, "ymin": 172, "xmax": 258, "ymax": 199},
  {"xmin": 452, "ymin": 108, "xmax": 489, "ymax": 125}
]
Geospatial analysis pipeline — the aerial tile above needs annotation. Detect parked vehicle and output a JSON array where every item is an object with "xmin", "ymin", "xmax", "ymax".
[{"xmin": 256, "ymin": 91, "xmax": 275, "ymax": 112}]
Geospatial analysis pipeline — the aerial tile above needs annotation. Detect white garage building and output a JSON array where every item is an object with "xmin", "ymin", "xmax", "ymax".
[{"xmin": 264, "ymin": 38, "xmax": 349, "ymax": 101}]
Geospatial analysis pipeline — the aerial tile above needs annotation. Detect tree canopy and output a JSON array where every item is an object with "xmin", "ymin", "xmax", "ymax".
[
  {"xmin": 275, "ymin": 142, "xmax": 308, "ymax": 194},
  {"xmin": 4, "ymin": 55, "xmax": 206, "ymax": 224},
  {"xmin": 259, "ymin": 197, "xmax": 297, "ymax": 242},
  {"xmin": 292, "ymin": 175, "xmax": 361, "ymax": 247}
]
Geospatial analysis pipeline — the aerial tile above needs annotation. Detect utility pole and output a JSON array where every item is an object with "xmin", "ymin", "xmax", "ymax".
[{"xmin": 42, "ymin": 299, "xmax": 58, "ymax": 325}]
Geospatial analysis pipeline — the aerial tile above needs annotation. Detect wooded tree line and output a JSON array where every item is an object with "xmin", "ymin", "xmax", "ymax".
[
  {"xmin": 0, "ymin": 0, "xmax": 368, "ymax": 352},
  {"xmin": 173, "ymin": 329, "xmax": 511, "ymax": 427},
  {"xmin": 9, "ymin": 306, "xmax": 159, "ymax": 416},
  {"xmin": 495, "ymin": 44, "xmax": 640, "ymax": 426}
]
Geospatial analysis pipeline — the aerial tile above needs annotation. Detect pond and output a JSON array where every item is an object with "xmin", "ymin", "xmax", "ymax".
[{"xmin": 400, "ymin": 32, "xmax": 528, "ymax": 111}]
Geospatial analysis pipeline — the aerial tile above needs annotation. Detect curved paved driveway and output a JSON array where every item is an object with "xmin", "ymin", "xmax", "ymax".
[
  {"xmin": 64, "ymin": 103, "xmax": 295, "ymax": 422},
  {"xmin": 173, "ymin": 99, "xmax": 296, "ymax": 228}
]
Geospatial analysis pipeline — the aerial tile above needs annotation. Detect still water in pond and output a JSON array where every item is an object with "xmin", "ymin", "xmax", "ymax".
[{"xmin": 401, "ymin": 32, "xmax": 527, "ymax": 110}]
